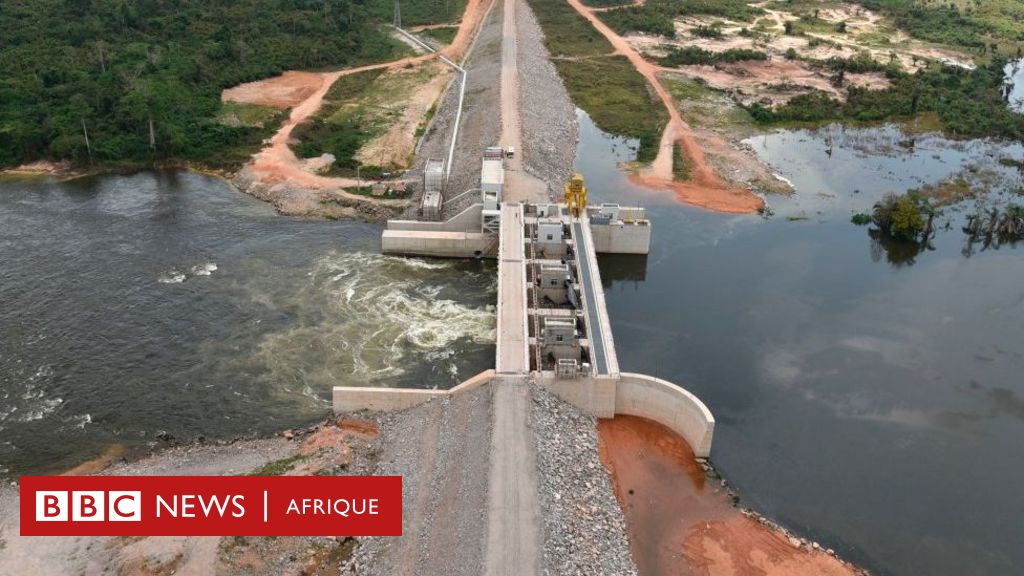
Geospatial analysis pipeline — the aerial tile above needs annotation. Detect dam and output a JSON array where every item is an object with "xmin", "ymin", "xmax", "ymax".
[{"xmin": 332, "ymin": 147, "xmax": 715, "ymax": 576}]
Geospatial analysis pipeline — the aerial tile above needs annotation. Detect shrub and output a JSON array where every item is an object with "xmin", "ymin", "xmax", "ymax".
[{"xmin": 851, "ymin": 213, "xmax": 872, "ymax": 225}]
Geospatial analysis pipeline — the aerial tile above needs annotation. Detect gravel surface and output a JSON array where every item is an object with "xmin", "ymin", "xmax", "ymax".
[
  {"xmin": 345, "ymin": 387, "xmax": 492, "ymax": 576},
  {"xmin": 516, "ymin": 0, "xmax": 578, "ymax": 193},
  {"xmin": 530, "ymin": 386, "xmax": 638, "ymax": 576},
  {"xmin": 410, "ymin": 2, "xmax": 504, "ymax": 220}
]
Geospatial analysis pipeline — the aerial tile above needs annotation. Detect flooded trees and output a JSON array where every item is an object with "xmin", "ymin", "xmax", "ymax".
[
  {"xmin": 962, "ymin": 204, "xmax": 1024, "ymax": 255},
  {"xmin": 871, "ymin": 191, "xmax": 935, "ymax": 242},
  {"xmin": 864, "ymin": 191, "xmax": 936, "ymax": 266}
]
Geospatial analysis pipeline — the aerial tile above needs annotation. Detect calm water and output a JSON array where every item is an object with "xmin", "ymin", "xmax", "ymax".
[
  {"xmin": 1004, "ymin": 57, "xmax": 1024, "ymax": 113},
  {"xmin": 0, "ymin": 171, "xmax": 495, "ymax": 475},
  {"xmin": 577, "ymin": 110, "xmax": 1024, "ymax": 576}
]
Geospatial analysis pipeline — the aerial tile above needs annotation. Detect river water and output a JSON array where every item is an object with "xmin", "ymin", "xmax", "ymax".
[
  {"xmin": 0, "ymin": 171, "xmax": 495, "ymax": 475},
  {"xmin": 1, "ymin": 115, "xmax": 1021, "ymax": 575},
  {"xmin": 577, "ymin": 110, "xmax": 1024, "ymax": 576}
]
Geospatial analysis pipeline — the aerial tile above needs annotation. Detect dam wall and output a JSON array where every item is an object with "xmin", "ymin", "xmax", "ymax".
[
  {"xmin": 613, "ymin": 373, "xmax": 715, "ymax": 458},
  {"xmin": 381, "ymin": 230, "xmax": 494, "ymax": 258},
  {"xmin": 589, "ymin": 221, "xmax": 651, "ymax": 255},
  {"xmin": 332, "ymin": 370, "xmax": 495, "ymax": 412},
  {"xmin": 334, "ymin": 370, "xmax": 715, "ymax": 458}
]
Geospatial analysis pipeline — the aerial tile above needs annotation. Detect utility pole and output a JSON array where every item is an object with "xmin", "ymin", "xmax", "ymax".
[{"xmin": 394, "ymin": 0, "xmax": 401, "ymax": 29}]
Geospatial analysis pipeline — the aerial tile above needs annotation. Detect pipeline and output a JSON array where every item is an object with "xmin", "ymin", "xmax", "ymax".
[{"xmin": 393, "ymin": 26, "xmax": 466, "ymax": 182}]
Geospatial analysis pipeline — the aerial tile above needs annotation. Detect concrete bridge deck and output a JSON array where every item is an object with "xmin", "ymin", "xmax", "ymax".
[{"xmin": 496, "ymin": 203, "xmax": 529, "ymax": 374}]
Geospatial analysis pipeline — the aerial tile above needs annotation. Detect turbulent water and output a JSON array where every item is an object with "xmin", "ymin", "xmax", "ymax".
[
  {"xmin": 0, "ymin": 171, "xmax": 494, "ymax": 475},
  {"xmin": 577, "ymin": 111, "xmax": 1024, "ymax": 576}
]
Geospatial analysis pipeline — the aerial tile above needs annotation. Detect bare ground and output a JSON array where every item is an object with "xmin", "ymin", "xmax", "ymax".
[
  {"xmin": 565, "ymin": 0, "xmax": 765, "ymax": 214},
  {"xmin": 220, "ymin": 0, "xmax": 493, "ymax": 220}
]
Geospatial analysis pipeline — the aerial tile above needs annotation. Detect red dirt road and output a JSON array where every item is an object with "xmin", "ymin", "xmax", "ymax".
[
  {"xmin": 564, "ymin": 0, "xmax": 764, "ymax": 214},
  {"xmin": 598, "ymin": 416, "xmax": 864, "ymax": 576},
  {"xmin": 224, "ymin": 0, "xmax": 492, "ymax": 206}
]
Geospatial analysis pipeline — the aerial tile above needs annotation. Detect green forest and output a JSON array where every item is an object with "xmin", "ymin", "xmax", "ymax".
[{"xmin": 0, "ymin": 0, "xmax": 416, "ymax": 171}]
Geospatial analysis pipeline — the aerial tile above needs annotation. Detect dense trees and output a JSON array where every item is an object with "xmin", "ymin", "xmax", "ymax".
[{"xmin": 0, "ymin": 0, "xmax": 410, "ymax": 170}]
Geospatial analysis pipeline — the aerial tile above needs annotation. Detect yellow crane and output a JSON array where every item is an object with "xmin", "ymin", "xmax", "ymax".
[{"xmin": 564, "ymin": 173, "xmax": 587, "ymax": 217}]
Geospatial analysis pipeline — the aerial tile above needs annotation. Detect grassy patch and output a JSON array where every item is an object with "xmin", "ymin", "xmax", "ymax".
[
  {"xmin": 247, "ymin": 455, "xmax": 306, "ymax": 476},
  {"xmin": 597, "ymin": 0, "xmax": 763, "ymax": 38},
  {"xmin": 662, "ymin": 76, "xmax": 756, "ymax": 132},
  {"xmin": 553, "ymin": 56, "xmax": 667, "ymax": 162},
  {"xmin": 525, "ymin": 0, "xmax": 614, "ymax": 57},
  {"xmin": 600, "ymin": 6, "xmax": 677, "ymax": 38},
  {"xmin": 581, "ymin": 0, "xmax": 635, "ymax": 6},
  {"xmin": 215, "ymin": 103, "xmax": 284, "ymax": 129},
  {"xmin": 672, "ymin": 143, "xmax": 690, "ymax": 180},
  {"xmin": 291, "ymin": 69, "xmax": 385, "ymax": 175},
  {"xmin": 292, "ymin": 64, "xmax": 443, "ymax": 175},
  {"xmin": 421, "ymin": 26, "xmax": 458, "ymax": 45}
]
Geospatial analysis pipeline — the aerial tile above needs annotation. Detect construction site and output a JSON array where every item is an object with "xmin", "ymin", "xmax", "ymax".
[{"xmin": 0, "ymin": 0, "xmax": 874, "ymax": 574}]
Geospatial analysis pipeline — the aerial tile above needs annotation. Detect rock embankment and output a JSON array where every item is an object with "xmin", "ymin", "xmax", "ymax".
[
  {"xmin": 531, "ymin": 386, "xmax": 637, "ymax": 576},
  {"xmin": 516, "ymin": 0, "xmax": 578, "ymax": 193}
]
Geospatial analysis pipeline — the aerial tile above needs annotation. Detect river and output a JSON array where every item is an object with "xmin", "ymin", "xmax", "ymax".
[
  {"xmin": 1, "ymin": 115, "xmax": 1022, "ymax": 575},
  {"xmin": 578, "ymin": 109, "xmax": 1024, "ymax": 576},
  {"xmin": 0, "ymin": 171, "xmax": 495, "ymax": 475}
]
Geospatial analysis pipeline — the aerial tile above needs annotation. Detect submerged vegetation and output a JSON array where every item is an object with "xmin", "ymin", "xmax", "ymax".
[
  {"xmin": 0, "ymin": 0, "xmax": 420, "ymax": 171},
  {"xmin": 962, "ymin": 204, "xmax": 1024, "ymax": 252},
  {"xmin": 871, "ymin": 191, "xmax": 936, "ymax": 242}
]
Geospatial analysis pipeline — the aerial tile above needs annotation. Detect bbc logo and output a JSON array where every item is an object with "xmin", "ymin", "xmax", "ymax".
[{"xmin": 35, "ymin": 491, "xmax": 141, "ymax": 522}]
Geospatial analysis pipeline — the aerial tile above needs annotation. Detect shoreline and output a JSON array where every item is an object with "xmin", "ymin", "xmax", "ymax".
[{"xmin": 598, "ymin": 415, "xmax": 872, "ymax": 576}]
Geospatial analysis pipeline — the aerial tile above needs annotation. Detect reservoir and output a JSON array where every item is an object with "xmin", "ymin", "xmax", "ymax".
[{"xmin": 578, "ymin": 110, "xmax": 1024, "ymax": 576}]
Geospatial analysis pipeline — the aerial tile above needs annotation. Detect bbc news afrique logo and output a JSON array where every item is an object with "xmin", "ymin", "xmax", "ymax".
[{"xmin": 35, "ymin": 491, "xmax": 142, "ymax": 522}]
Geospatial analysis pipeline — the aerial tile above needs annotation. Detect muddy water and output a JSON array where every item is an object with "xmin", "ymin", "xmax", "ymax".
[
  {"xmin": 0, "ymin": 171, "xmax": 495, "ymax": 475},
  {"xmin": 598, "ymin": 416, "xmax": 858, "ymax": 576},
  {"xmin": 577, "ymin": 111, "xmax": 1024, "ymax": 576}
]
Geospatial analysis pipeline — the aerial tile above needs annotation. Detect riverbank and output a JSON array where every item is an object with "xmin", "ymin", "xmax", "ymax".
[{"xmin": 598, "ymin": 416, "xmax": 869, "ymax": 576}]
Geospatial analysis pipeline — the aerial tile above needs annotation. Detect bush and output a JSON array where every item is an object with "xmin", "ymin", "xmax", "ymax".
[
  {"xmin": 871, "ymin": 191, "xmax": 933, "ymax": 241},
  {"xmin": 851, "ymin": 213, "xmax": 872, "ymax": 225},
  {"xmin": 659, "ymin": 47, "xmax": 768, "ymax": 67}
]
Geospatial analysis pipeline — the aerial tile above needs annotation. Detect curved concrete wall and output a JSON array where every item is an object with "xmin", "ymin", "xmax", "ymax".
[{"xmin": 614, "ymin": 373, "xmax": 715, "ymax": 458}]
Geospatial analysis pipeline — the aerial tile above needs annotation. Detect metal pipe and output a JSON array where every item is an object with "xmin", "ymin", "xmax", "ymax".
[{"xmin": 392, "ymin": 26, "xmax": 466, "ymax": 182}]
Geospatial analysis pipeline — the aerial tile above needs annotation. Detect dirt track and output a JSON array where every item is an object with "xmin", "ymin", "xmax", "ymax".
[
  {"xmin": 564, "ymin": 0, "xmax": 764, "ymax": 214},
  {"xmin": 223, "ymin": 0, "xmax": 493, "ymax": 217}
]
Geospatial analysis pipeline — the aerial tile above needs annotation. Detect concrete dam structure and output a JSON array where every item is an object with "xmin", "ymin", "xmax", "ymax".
[{"xmin": 332, "ymin": 148, "xmax": 714, "ymax": 575}]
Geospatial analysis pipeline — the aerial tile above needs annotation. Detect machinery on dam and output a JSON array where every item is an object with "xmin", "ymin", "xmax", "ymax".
[
  {"xmin": 340, "ymin": 146, "xmax": 714, "ymax": 459},
  {"xmin": 381, "ymin": 148, "xmax": 652, "ymax": 258}
]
